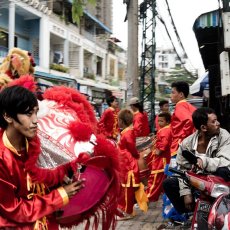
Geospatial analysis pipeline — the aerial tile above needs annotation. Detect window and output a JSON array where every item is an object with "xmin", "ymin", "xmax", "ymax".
[{"xmin": 0, "ymin": 31, "xmax": 17, "ymax": 48}]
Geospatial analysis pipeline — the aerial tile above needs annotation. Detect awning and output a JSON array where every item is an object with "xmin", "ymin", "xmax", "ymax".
[
  {"xmin": 77, "ymin": 78, "xmax": 119, "ymax": 91},
  {"xmin": 37, "ymin": 78, "xmax": 54, "ymax": 87},
  {"xmin": 193, "ymin": 10, "xmax": 221, "ymax": 29},
  {"xmin": 35, "ymin": 71, "xmax": 76, "ymax": 84},
  {"xmin": 112, "ymin": 90, "xmax": 123, "ymax": 99},
  {"xmin": 193, "ymin": 9, "xmax": 222, "ymax": 70},
  {"xmin": 84, "ymin": 10, "xmax": 112, "ymax": 34},
  {"xmin": 190, "ymin": 71, "xmax": 209, "ymax": 97}
]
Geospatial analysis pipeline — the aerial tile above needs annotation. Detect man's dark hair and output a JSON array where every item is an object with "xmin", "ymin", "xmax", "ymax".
[
  {"xmin": 171, "ymin": 81, "xmax": 189, "ymax": 98},
  {"xmin": 131, "ymin": 102, "xmax": 144, "ymax": 113},
  {"xmin": 159, "ymin": 100, "xmax": 169, "ymax": 107},
  {"xmin": 0, "ymin": 86, "xmax": 38, "ymax": 129},
  {"xmin": 106, "ymin": 96, "xmax": 117, "ymax": 106},
  {"xmin": 158, "ymin": 112, "xmax": 171, "ymax": 123},
  {"xmin": 192, "ymin": 107, "xmax": 216, "ymax": 130},
  {"xmin": 118, "ymin": 109, "xmax": 133, "ymax": 126}
]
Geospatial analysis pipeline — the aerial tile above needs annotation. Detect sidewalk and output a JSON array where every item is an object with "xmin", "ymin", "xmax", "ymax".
[
  {"xmin": 116, "ymin": 200, "xmax": 165, "ymax": 230},
  {"xmin": 64, "ymin": 199, "xmax": 191, "ymax": 229}
]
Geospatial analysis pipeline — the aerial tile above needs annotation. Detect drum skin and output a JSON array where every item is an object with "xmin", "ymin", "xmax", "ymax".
[
  {"xmin": 138, "ymin": 148, "xmax": 152, "ymax": 171},
  {"xmin": 136, "ymin": 135, "xmax": 155, "ymax": 185},
  {"xmin": 57, "ymin": 165, "xmax": 111, "ymax": 224}
]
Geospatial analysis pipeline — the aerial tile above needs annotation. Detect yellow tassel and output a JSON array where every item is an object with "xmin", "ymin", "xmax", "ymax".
[
  {"xmin": 135, "ymin": 183, "xmax": 149, "ymax": 213},
  {"xmin": 26, "ymin": 173, "xmax": 48, "ymax": 229},
  {"xmin": 33, "ymin": 216, "xmax": 48, "ymax": 230},
  {"xmin": 27, "ymin": 173, "xmax": 36, "ymax": 193}
]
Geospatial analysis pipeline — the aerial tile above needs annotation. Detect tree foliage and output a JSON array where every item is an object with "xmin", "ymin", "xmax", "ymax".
[
  {"xmin": 72, "ymin": 0, "xmax": 96, "ymax": 25},
  {"xmin": 164, "ymin": 68, "xmax": 196, "ymax": 85}
]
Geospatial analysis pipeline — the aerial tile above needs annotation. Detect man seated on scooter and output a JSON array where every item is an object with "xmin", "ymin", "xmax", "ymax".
[{"xmin": 163, "ymin": 107, "xmax": 230, "ymax": 214}]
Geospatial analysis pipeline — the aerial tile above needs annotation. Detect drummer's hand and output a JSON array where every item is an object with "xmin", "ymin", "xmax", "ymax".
[
  {"xmin": 63, "ymin": 179, "xmax": 85, "ymax": 198},
  {"xmin": 196, "ymin": 158, "xmax": 203, "ymax": 169}
]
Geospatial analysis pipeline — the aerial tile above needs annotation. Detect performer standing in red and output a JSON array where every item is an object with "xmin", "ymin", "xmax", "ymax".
[
  {"xmin": 146, "ymin": 112, "xmax": 172, "ymax": 201},
  {"xmin": 129, "ymin": 97, "xmax": 150, "ymax": 137},
  {"xmin": 170, "ymin": 81, "xmax": 196, "ymax": 157},
  {"xmin": 117, "ymin": 109, "xmax": 148, "ymax": 220},
  {"xmin": 154, "ymin": 100, "xmax": 170, "ymax": 133},
  {"xmin": 97, "ymin": 96, "xmax": 120, "ymax": 140},
  {"xmin": 0, "ymin": 86, "xmax": 84, "ymax": 229}
]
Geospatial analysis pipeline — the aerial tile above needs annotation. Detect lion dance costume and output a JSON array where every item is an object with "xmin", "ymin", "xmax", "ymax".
[{"xmin": 0, "ymin": 48, "xmax": 120, "ymax": 229}]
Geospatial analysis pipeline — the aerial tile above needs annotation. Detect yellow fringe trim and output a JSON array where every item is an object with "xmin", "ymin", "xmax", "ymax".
[
  {"xmin": 135, "ymin": 183, "xmax": 148, "ymax": 212},
  {"xmin": 27, "ymin": 173, "xmax": 48, "ymax": 230},
  {"xmin": 121, "ymin": 170, "xmax": 140, "ymax": 187}
]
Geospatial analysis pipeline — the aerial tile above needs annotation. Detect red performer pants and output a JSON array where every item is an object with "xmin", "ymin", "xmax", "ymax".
[
  {"xmin": 146, "ymin": 172, "xmax": 166, "ymax": 202},
  {"xmin": 117, "ymin": 186, "xmax": 137, "ymax": 214}
]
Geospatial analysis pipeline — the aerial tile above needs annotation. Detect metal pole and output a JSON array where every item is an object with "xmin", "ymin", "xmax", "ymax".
[
  {"xmin": 139, "ymin": 0, "xmax": 156, "ymax": 132},
  {"xmin": 8, "ymin": 0, "xmax": 15, "ymax": 50},
  {"xmin": 126, "ymin": 0, "xmax": 139, "ymax": 102}
]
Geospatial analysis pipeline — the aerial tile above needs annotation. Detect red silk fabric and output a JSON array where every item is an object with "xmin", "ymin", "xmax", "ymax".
[
  {"xmin": 133, "ymin": 111, "xmax": 150, "ymax": 137},
  {"xmin": 170, "ymin": 100, "xmax": 196, "ymax": 156},
  {"xmin": 97, "ymin": 107, "xmax": 119, "ymax": 140}
]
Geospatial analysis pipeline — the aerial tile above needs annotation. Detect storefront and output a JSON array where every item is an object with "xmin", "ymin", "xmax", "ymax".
[{"xmin": 35, "ymin": 70, "xmax": 77, "ymax": 91}]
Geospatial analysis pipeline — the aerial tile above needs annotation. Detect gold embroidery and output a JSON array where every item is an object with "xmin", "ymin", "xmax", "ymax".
[{"xmin": 2, "ymin": 131, "xmax": 48, "ymax": 229}]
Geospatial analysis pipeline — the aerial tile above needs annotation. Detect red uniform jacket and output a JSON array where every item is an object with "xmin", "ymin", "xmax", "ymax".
[
  {"xmin": 170, "ymin": 100, "xmax": 196, "ymax": 156},
  {"xmin": 146, "ymin": 125, "xmax": 172, "ymax": 201},
  {"xmin": 0, "ymin": 131, "xmax": 70, "ymax": 229},
  {"xmin": 155, "ymin": 125, "xmax": 172, "ymax": 165},
  {"xmin": 118, "ymin": 126, "xmax": 140, "ymax": 187},
  {"xmin": 154, "ymin": 115, "xmax": 160, "ymax": 133},
  {"xmin": 133, "ymin": 111, "xmax": 150, "ymax": 137},
  {"xmin": 98, "ymin": 107, "xmax": 119, "ymax": 140}
]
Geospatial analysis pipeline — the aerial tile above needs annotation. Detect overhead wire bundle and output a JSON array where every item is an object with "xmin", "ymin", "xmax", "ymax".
[{"xmin": 156, "ymin": 0, "xmax": 197, "ymax": 79}]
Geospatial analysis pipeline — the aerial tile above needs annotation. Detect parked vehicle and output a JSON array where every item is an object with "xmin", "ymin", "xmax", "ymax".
[
  {"xmin": 169, "ymin": 98, "xmax": 206, "ymax": 113},
  {"xmin": 169, "ymin": 150, "xmax": 230, "ymax": 230}
]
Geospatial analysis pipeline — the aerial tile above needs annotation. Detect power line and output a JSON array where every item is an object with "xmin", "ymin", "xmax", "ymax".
[
  {"xmin": 156, "ymin": 13, "xmax": 196, "ymax": 79},
  {"xmin": 164, "ymin": 0, "xmax": 196, "ymax": 74},
  {"xmin": 164, "ymin": 0, "xmax": 187, "ymax": 57}
]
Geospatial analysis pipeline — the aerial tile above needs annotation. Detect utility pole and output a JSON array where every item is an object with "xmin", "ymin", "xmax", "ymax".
[
  {"xmin": 139, "ymin": 0, "xmax": 156, "ymax": 132},
  {"xmin": 8, "ymin": 0, "xmax": 15, "ymax": 50},
  {"xmin": 125, "ymin": 0, "xmax": 139, "ymax": 102},
  {"xmin": 47, "ymin": 0, "xmax": 53, "ymax": 12}
]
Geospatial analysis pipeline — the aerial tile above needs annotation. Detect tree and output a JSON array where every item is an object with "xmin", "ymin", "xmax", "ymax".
[
  {"xmin": 164, "ymin": 68, "xmax": 196, "ymax": 85},
  {"xmin": 154, "ymin": 67, "xmax": 196, "ymax": 100},
  {"xmin": 72, "ymin": 0, "xmax": 96, "ymax": 25}
]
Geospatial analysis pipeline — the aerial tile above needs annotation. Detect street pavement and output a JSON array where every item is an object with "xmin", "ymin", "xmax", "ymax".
[
  {"xmin": 116, "ymin": 200, "xmax": 165, "ymax": 230},
  {"xmin": 62, "ymin": 199, "xmax": 191, "ymax": 230},
  {"xmin": 68, "ymin": 200, "xmax": 166, "ymax": 230},
  {"xmin": 115, "ymin": 199, "xmax": 191, "ymax": 230}
]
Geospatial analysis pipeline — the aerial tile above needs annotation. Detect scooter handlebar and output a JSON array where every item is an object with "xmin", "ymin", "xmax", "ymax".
[
  {"xmin": 168, "ymin": 167, "xmax": 186, "ymax": 177},
  {"xmin": 182, "ymin": 150, "xmax": 198, "ymax": 165}
]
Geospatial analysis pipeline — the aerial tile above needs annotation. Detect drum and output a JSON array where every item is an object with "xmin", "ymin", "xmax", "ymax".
[
  {"xmin": 56, "ymin": 165, "xmax": 112, "ymax": 225},
  {"xmin": 136, "ymin": 134, "xmax": 155, "ymax": 185},
  {"xmin": 35, "ymin": 87, "xmax": 119, "ymax": 228}
]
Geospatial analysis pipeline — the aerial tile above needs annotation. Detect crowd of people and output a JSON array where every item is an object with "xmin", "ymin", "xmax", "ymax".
[
  {"xmin": 97, "ymin": 80, "xmax": 230, "ymax": 223},
  {"xmin": 0, "ymin": 47, "xmax": 229, "ymax": 229}
]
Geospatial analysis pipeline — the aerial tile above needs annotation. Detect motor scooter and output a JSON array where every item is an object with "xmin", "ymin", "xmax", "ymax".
[{"xmin": 169, "ymin": 150, "xmax": 230, "ymax": 230}]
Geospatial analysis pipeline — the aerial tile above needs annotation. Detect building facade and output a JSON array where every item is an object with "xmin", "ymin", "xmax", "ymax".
[
  {"xmin": 155, "ymin": 48, "xmax": 182, "ymax": 71},
  {"xmin": 0, "ymin": 0, "xmax": 127, "ymax": 116}
]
